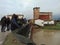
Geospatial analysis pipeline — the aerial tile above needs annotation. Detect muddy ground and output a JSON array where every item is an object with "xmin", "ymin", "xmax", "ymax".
[{"xmin": 32, "ymin": 26, "xmax": 60, "ymax": 45}]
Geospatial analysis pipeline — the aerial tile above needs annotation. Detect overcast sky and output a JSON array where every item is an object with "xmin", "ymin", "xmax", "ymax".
[{"xmin": 0, "ymin": 0, "xmax": 60, "ymax": 19}]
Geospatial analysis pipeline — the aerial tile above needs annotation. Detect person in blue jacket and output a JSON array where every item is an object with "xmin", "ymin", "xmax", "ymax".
[{"xmin": 11, "ymin": 14, "xmax": 20, "ymax": 31}]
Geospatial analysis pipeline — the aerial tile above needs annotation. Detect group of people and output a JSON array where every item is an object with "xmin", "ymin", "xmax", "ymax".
[
  {"xmin": 1, "ymin": 16, "xmax": 10, "ymax": 32},
  {"xmin": 1, "ymin": 14, "xmax": 36, "ymax": 45},
  {"xmin": 1, "ymin": 14, "xmax": 27, "ymax": 32}
]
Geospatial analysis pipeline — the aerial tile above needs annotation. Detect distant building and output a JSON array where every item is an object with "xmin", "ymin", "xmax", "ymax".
[
  {"xmin": 33, "ymin": 7, "xmax": 40, "ymax": 20},
  {"xmin": 39, "ymin": 12, "xmax": 52, "ymax": 20},
  {"xmin": 33, "ymin": 7, "xmax": 54, "ymax": 26},
  {"xmin": 33, "ymin": 7, "xmax": 52, "ymax": 21}
]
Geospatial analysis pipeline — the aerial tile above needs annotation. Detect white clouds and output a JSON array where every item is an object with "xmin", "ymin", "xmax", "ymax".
[{"xmin": 0, "ymin": 0, "xmax": 60, "ymax": 19}]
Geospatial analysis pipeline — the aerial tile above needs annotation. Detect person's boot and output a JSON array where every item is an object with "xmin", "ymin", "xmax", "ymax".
[
  {"xmin": 1, "ymin": 30, "xmax": 5, "ymax": 32},
  {"xmin": 7, "ymin": 29, "xmax": 9, "ymax": 31}
]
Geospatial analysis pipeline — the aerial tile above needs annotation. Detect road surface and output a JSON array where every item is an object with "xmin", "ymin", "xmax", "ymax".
[{"xmin": 0, "ymin": 26, "xmax": 11, "ymax": 45}]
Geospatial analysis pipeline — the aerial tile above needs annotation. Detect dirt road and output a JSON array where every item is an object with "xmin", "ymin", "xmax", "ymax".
[{"xmin": 0, "ymin": 26, "xmax": 10, "ymax": 45}]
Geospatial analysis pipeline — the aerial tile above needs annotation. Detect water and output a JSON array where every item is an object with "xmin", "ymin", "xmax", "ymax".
[{"xmin": 32, "ymin": 29, "xmax": 60, "ymax": 45}]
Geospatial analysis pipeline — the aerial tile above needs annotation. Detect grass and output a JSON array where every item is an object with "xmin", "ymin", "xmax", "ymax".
[{"xmin": 42, "ymin": 22, "xmax": 60, "ymax": 30}]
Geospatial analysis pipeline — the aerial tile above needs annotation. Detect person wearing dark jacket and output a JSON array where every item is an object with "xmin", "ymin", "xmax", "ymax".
[
  {"xmin": 11, "ymin": 14, "xmax": 20, "ymax": 31},
  {"xmin": 11, "ymin": 14, "xmax": 36, "ymax": 45},
  {"xmin": 6, "ymin": 16, "xmax": 11, "ymax": 31},
  {"xmin": 1, "ymin": 16, "xmax": 6, "ymax": 32}
]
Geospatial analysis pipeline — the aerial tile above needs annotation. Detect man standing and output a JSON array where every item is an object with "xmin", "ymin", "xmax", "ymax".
[
  {"xmin": 6, "ymin": 16, "xmax": 11, "ymax": 31},
  {"xmin": 1, "ymin": 16, "xmax": 6, "ymax": 32},
  {"xmin": 11, "ymin": 14, "xmax": 20, "ymax": 31}
]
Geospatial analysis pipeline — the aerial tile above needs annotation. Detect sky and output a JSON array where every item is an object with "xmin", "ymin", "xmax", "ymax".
[{"xmin": 0, "ymin": 0, "xmax": 60, "ymax": 19}]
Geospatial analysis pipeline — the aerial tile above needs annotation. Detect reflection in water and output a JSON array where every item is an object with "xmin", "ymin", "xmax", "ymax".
[{"xmin": 32, "ymin": 30, "xmax": 60, "ymax": 45}]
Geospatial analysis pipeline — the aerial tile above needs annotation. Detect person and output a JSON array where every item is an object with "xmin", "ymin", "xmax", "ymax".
[
  {"xmin": 1, "ymin": 16, "xmax": 6, "ymax": 32},
  {"xmin": 6, "ymin": 16, "xmax": 11, "ymax": 31},
  {"xmin": 15, "ymin": 23, "xmax": 36, "ymax": 45},
  {"xmin": 23, "ymin": 18, "xmax": 27, "ymax": 24},
  {"xmin": 10, "ymin": 14, "xmax": 36, "ymax": 45},
  {"xmin": 11, "ymin": 14, "xmax": 20, "ymax": 31},
  {"xmin": 17, "ymin": 23, "xmax": 31, "ymax": 37}
]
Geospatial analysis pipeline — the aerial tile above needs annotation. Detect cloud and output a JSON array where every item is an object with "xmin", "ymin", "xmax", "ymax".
[{"xmin": 0, "ymin": 0, "xmax": 60, "ymax": 19}]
